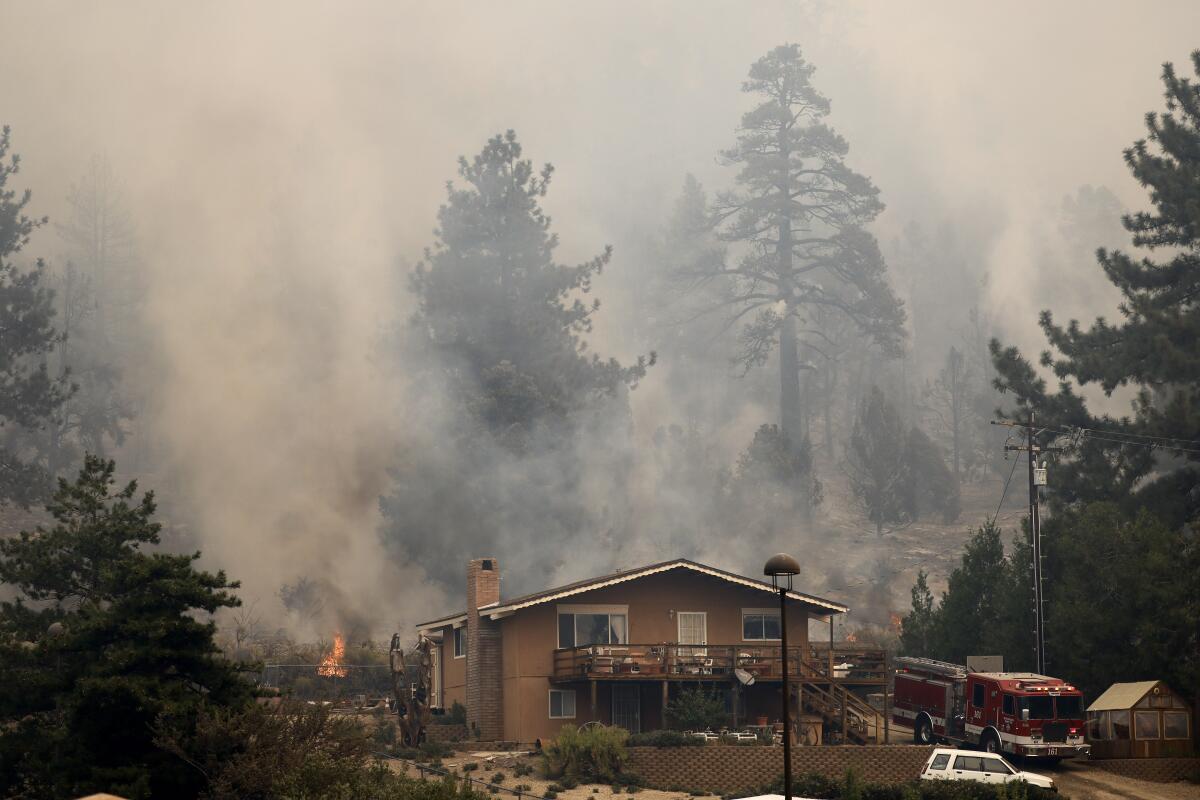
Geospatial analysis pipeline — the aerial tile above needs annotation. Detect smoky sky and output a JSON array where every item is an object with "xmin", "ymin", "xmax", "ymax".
[{"xmin": 1, "ymin": 1, "xmax": 1196, "ymax": 634}]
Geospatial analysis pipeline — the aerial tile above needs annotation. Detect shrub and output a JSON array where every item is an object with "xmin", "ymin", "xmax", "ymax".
[
  {"xmin": 763, "ymin": 770, "xmax": 1060, "ymax": 800},
  {"xmin": 665, "ymin": 687, "xmax": 727, "ymax": 731},
  {"xmin": 432, "ymin": 700, "xmax": 468, "ymax": 726},
  {"xmin": 462, "ymin": 762, "xmax": 479, "ymax": 772},
  {"xmin": 513, "ymin": 763, "xmax": 535, "ymax": 777},
  {"xmin": 419, "ymin": 740, "xmax": 455, "ymax": 759},
  {"xmin": 542, "ymin": 725, "xmax": 628, "ymax": 783},
  {"xmin": 627, "ymin": 730, "xmax": 705, "ymax": 748},
  {"xmin": 515, "ymin": 784, "xmax": 533, "ymax": 793},
  {"xmin": 490, "ymin": 771, "xmax": 506, "ymax": 784}
]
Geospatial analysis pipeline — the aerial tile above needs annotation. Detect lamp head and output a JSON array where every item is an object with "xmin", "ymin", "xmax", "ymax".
[{"xmin": 764, "ymin": 553, "xmax": 800, "ymax": 589}]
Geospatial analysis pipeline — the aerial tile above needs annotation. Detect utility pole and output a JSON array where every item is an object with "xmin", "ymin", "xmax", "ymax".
[{"xmin": 993, "ymin": 415, "xmax": 1048, "ymax": 674}]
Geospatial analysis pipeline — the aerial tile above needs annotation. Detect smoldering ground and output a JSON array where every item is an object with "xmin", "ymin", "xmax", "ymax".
[{"xmin": 1, "ymin": 1, "xmax": 1196, "ymax": 639}]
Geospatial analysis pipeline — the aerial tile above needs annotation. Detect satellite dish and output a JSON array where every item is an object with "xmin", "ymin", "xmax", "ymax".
[{"xmin": 734, "ymin": 668, "xmax": 755, "ymax": 686}]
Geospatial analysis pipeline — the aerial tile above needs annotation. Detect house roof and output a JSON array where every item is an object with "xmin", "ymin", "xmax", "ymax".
[
  {"xmin": 1087, "ymin": 681, "xmax": 1161, "ymax": 712},
  {"xmin": 416, "ymin": 557, "xmax": 847, "ymax": 633}
]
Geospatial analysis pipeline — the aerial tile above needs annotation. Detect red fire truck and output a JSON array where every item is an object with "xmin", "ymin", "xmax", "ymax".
[{"xmin": 892, "ymin": 657, "xmax": 1089, "ymax": 759}]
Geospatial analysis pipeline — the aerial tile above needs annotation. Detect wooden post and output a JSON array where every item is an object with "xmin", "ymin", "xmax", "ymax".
[
  {"xmin": 883, "ymin": 652, "xmax": 890, "ymax": 744},
  {"xmin": 841, "ymin": 691, "xmax": 847, "ymax": 745},
  {"xmin": 732, "ymin": 680, "xmax": 739, "ymax": 728},
  {"xmin": 828, "ymin": 616, "xmax": 835, "ymax": 680},
  {"xmin": 661, "ymin": 680, "xmax": 669, "ymax": 727},
  {"xmin": 591, "ymin": 680, "xmax": 598, "ymax": 722}
]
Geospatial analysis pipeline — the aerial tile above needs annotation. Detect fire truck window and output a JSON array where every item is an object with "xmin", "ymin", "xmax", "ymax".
[
  {"xmin": 1003, "ymin": 694, "xmax": 1014, "ymax": 716},
  {"xmin": 1055, "ymin": 696, "xmax": 1083, "ymax": 719},
  {"xmin": 1135, "ymin": 710, "xmax": 1160, "ymax": 739},
  {"xmin": 929, "ymin": 753, "xmax": 950, "ymax": 770},
  {"xmin": 953, "ymin": 755, "xmax": 983, "ymax": 772},
  {"xmin": 1110, "ymin": 710, "xmax": 1130, "ymax": 739},
  {"xmin": 1018, "ymin": 695, "xmax": 1053, "ymax": 719},
  {"xmin": 972, "ymin": 682, "xmax": 984, "ymax": 707}
]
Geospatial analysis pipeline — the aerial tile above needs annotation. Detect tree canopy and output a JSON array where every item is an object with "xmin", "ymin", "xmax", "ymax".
[
  {"xmin": 991, "ymin": 51, "xmax": 1200, "ymax": 524},
  {"xmin": 684, "ymin": 44, "xmax": 904, "ymax": 448},
  {"xmin": 0, "ymin": 125, "xmax": 71, "ymax": 506},
  {"xmin": 0, "ymin": 456, "xmax": 252, "ymax": 800}
]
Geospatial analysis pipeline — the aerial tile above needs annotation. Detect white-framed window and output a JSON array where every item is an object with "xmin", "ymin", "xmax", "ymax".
[
  {"xmin": 741, "ymin": 608, "xmax": 781, "ymax": 641},
  {"xmin": 549, "ymin": 689, "xmax": 576, "ymax": 719},
  {"xmin": 453, "ymin": 626, "xmax": 466, "ymax": 658},
  {"xmin": 557, "ymin": 605, "xmax": 628, "ymax": 648}
]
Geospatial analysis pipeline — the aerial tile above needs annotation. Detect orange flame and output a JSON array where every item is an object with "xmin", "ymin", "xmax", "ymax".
[
  {"xmin": 890, "ymin": 614, "xmax": 903, "ymax": 630},
  {"xmin": 845, "ymin": 631, "xmax": 858, "ymax": 642},
  {"xmin": 318, "ymin": 633, "xmax": 348, "ymax": 677}
]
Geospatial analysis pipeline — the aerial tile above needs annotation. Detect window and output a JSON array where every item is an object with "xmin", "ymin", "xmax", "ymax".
[
  {"xmin": 1088, "ymin": 712, "xmax": 1108, "ymax": 740},
  {"xmin": 1164, "ymin": 711, "xmax": 1190, "ymax": 740},
  {"xmin": 981, "ymin": 757, "xmax": 1011, "ymax": 775},
  {"xmin": 742, "ymin": 611, "xmax": 782, "ymax": 640},
  {"xmin": 1003, "ymin": 694, "xmax": 1014, "ymax": 716},
  {"xmin": 1018, "ymin": 695, "xmax": 1054, "ymax": 719},
  {"xmin": 952, "ymin": 755, "xmax": 983, "ymax": 772},
  {"xmin": 1055, "ymin": 696, "xmax": 1084, "ymax": 719},
  {"xmin": 972, "ymin": 682, "xmax": 985, "ymax": 708},
  {"xmin": 557, "ymin": 610, "xmax": 627, "ymax": 648},
  {"xmin": 549, "ymin": 689, "xmax": 576, "ymax": 719},
  {"xmin": 928, "ymin": 753, "xmax": 950, "ymax": 771},
  {"xmin": 1110, "ymin": 710, "xmax": 1130, "ymax": 740},
  {"xmin": 453, "ymin": 627, "xmax": 465, "ymax": 658},
  {"xmin": 1135, "ymin": 710, "xmax": 1160, "ymax": 740}
]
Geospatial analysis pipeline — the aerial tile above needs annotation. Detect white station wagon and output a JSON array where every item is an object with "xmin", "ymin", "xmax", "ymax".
[{"xmin": 920, "ymin": 748, "xmax": 1056, "ymax": 791}]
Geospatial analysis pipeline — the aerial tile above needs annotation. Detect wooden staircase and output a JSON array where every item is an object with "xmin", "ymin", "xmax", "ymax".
[{"xmin": 796, "ymin": 659, "xmax": 884, "ymax": 744}]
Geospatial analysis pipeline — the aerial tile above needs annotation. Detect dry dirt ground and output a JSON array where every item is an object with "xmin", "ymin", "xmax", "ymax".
[
  {"xmin": 1040, "ymin": 760, "xmax": 1200, "ymax": 800},
  {"xmin": 387, "ymin": 749, "xmax": 1200, "ymax": 800},
  {"xmin": 388, "ymin": 751, "xmax": 716, "ymax": 800}
]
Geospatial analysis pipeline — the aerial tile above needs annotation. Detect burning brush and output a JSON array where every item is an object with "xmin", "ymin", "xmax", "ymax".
[{"xmin": 317, "ymin": 633, "xmax": 348, "ymax": 678}]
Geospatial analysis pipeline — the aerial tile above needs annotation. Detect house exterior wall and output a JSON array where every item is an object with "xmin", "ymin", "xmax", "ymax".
[
  {"xmin": 438, "ymin": 629, "xmax": 467, "ymax": 710},
  {"xmin": 497, "ymin": 569, "xmax": 815, "ymax": 743}
]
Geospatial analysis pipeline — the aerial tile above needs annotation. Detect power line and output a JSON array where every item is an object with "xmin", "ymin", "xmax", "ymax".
[{"xmin": 992, "ymin": 449, "xmax": 1021, "ymax": 523}]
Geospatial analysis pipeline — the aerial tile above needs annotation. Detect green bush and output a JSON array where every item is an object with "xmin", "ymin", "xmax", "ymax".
[
  {"xmin": 419, "ymin": 740, "xmax": 455, "ymax": 759},
  {"xmin": 490, "ymin": 771, "xmax": 506, "ymax": 784},
  {"xmin": 762, "ymin": 770, "xmax": 1060, "ymax": 800},
  {"xmin": 665, "ymin": 687, "xmax": 728, "ymax": 731},
  {"xmin": 542, "ymin": 725, "xmax": 628, "ymax": 783},
  {"xmin": 627, "ymin": 730, "xmax": 706, "ymax": 748},
  {"xmin": 513, "ymin": 762, "xmax": 535, "ymax": 777},
  {"xmin": 433, "ymin": 700, "xmax": 469, "ymax": 726},
  {"xmin": 462, "ymin": 763, "xmax": 479, "ymax": 772}
]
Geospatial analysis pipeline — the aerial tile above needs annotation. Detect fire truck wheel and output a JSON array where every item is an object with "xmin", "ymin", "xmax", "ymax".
[
  {"xmin": 914, "ymin": 716, "xmax": 934, "ymax": 744},
  {"xmin": 982, "ymin": 730, "xmax": 1001, "ymax": 754}
]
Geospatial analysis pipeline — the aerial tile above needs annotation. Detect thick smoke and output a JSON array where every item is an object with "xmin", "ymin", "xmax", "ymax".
[{"xmin": 1, "ymin": 1, "xmax": 1195, "ymax": 636}]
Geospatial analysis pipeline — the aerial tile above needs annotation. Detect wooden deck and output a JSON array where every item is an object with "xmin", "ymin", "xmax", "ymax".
[{"xmin": 551, "ymin": 643, "xmax": 887, "ymax": 685}]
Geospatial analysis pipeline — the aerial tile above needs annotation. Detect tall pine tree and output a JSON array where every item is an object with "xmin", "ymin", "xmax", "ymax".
[
  {"xmin": 0, "ymin": 126, "xmax": 71, "ymax": 506},
  {"xmin": 682, "ymin": 45, "xmax": 905, "ymax": 451},
  {"xmin": 992, "ymin": 51, "xmax": 1200, "ymax": 524}
]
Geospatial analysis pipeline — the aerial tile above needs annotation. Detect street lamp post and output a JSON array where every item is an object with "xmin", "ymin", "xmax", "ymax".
[{"xmin": 764, "ymin": 553, "xmax": 801, "ymax": 800}]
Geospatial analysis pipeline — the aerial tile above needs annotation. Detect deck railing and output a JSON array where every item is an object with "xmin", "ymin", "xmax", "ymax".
[{"xmin": 551, "ymin": 643, "xmax": 886, "ymax": 683}]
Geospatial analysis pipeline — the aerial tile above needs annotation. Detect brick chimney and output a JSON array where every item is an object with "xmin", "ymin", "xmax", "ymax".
[{"xmin": 466, "ymin": 558, "xmax": 504, "ymax": 740}]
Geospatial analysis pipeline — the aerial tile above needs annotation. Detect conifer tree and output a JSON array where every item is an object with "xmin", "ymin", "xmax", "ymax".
[
  {"xmin": 411, "ymin": 130, "xmax": 651, "ymax": 446},
  {"xmin": 684, "ymin": 45, "xmax": 904, "ymax": 449},
  {"xmin": 0, "ymin": 126, "xmax": 70, "ymax": 505},
  {"xmin": 992, "ymin": 52, "xmax": 1200, "ymax": 523}
]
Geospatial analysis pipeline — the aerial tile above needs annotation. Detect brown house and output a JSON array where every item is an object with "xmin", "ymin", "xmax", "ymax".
[
  {"xmin": 417, "ymin": 557, "xmax": 888, "ymax": 745},
  {"xmin": 1086, "ymin": 680, "xmax": 1194, "ymax": 758}
]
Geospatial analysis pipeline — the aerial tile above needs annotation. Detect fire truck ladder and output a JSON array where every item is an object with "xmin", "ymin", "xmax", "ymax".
[{"xmin": 894, "ymin": 656, "xmax": 967, "ymax": 678}]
